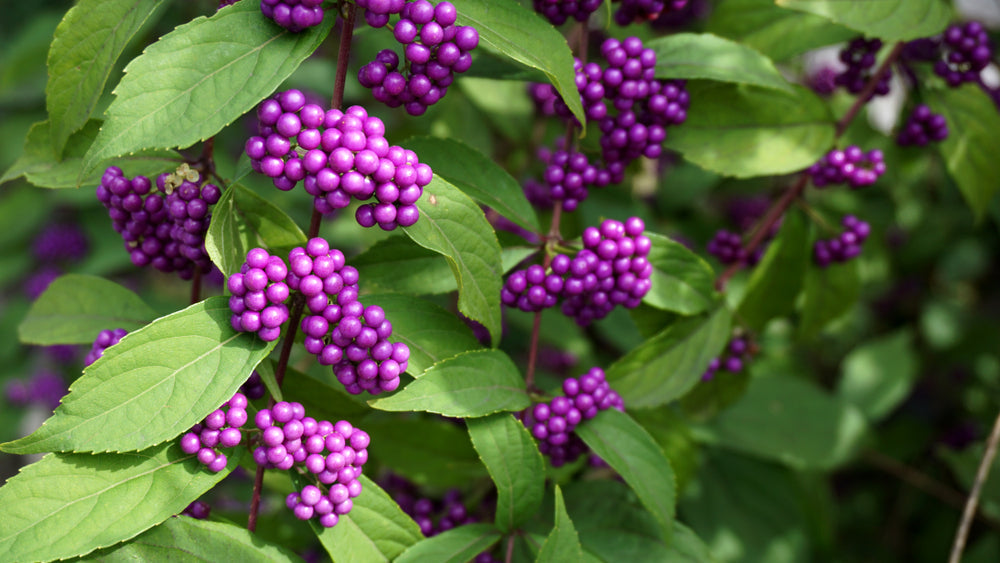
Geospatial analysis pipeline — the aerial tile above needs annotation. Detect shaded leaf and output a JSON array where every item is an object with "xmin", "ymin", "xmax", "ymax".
[
  {"xmin": 467, "ymin": 414, "xmax": 545, "ymax": 532},
  {"xmin": 663, "ymin": 82, "xmax": 834, "ymax": 178},
  {"xmin": 799, "ymin": 258, "xmax": 859, "ymax": 338},
  {"xmin": 404, "ymin": 136, "xmax": 540, "ymax": 231},
  {"xmin": 536, "ymin": 486, "xmax": 583, "ymax": 563},
  {"xmin": 576, "ymin": 409, "xmax": 676, "ymax": 540},
  {"xmin": 706, "ymin": 0, "xmax": 856, "ymax": 61},
  {"xmin": 205, "ymin": 183, "xmax": 307, "ymax": 276},
  {"xmin": 696, "ymin": 375, "xmax": 868, "ymax": 469},
  {"xmin": 46, "ymin": 0, "xmax": 168, "ymax": 155},
  {"xmin": 650, "ymin": 33, "xmax": 792, "ymax": 92},
  {"xmin": 738, "ymin": 210, "xmax": 810, "ymax": 331},
  {"xmin": 82, "ymin": 1, "xmax": 334, "ymax": 175},
  {"xmin": 0, "ymin": 443, "xmax": 240, "ymax": 562},
  {"xmin": 365, "ymin": 417, "xmax": 486, "ymax": 488},
  {"xmin": 837, "ymin": 330, "xmax": 918, "ymax": 422},
  {"xmin": 18, "ymin": 274, "xmax": 157, "ymax": 345},
  {"xmin": 3, "ymin": 296, "xmax": 276, "ymax": 454},
  {"xmin": 776, "ymin": 0, "xmax": 950, "ymax": 42},
  {"xmin": 450, "ymin": 0, "xmax": 584, "ymax": 125},
  {"xmin": 368, "ymin": 349, "xmax": 530, "ymax": 417},
  {"xmin": 403, "ymin": 176, "xmax": 503, "ymax": 346},
  {"xmin": 395, "ymin": 523, "xmax": 502, "ymax": 563},
  {"xmin": 643, "ymin": 233, "xmax": 718, "ymax": 315},
  {"xmin": 606, "ymin": 306, "xmax": 732, "ymax": 408}
]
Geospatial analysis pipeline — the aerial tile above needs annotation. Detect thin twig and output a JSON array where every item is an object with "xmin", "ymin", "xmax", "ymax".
[
  {"xmin": 504, "ymin": 533, "xmax": 516, "ymax": 563},
  {"xmin": 189, "ymin": 269, "xmax": 202, "ymax": 304},
  {"xmin": 949, "ymin": 409, "xmax": 1000, "ymax": 563},
  {"xmin": 331, "ymin": 2, "xmax": 357, "ymax": 111}
]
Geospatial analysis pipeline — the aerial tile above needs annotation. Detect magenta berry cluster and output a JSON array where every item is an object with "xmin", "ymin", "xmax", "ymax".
[
  {"xmin": 527, "ymin": 37, "xmax": 688, "ymax": 208},
  {"xmin": 253, "ymin": 404, "xmax": 368, "ymax": 528},
  {"xmin": 4, "ymin": 371, "xmax": 67, "ymax": 411},
  {"xmin": 246, "ymin": 92, "xmax": 431, "ymax": 229},
  {"xmin": 934, "ymin": 21, "xmax": 992, "ymax": 87},
  {"xmin": 521, "ymin": 367, "xmax": 624, "ymax": 467},
  {"xmin": 701, "ymin": 337, "xmax": 752, "ymax": 381},
  {"xmin": 502, "ymin": 217, "xmax": 653, "ymax": 326},
  {"xmin": 240, "ymin": 371, "xmax": 267, "ymax": 400},
  {"xmin": 707, "ymin": 230, "xmax": 753, "ymax": 266},
  {"xmin": 813, "ymin": 215, "xmax": 870, "ymax": 267},
  {"xmin": 32, "ymin": 224, "xmax": 88, "ymax": 264},
  {"xmin": 807, "ymin": 146, "xmax": 886, "ymax": 189},
  {"xmin": 897, "ymin": 104, "xmax": 949, "ymax": 146},
  {"xmin": 290, "ymin": 238, "xmax": 409, "ymax": 395},
  {"xmin": 613, "ymin": 0, "xmax": 688, "ymax": 26},
  {"xmin": 534, "ymin": 145, "xmax": 611, "ymax": 211},
  {"xmin": 84, "ymin": 328, "xmax": 128, "ymax": 367},
  {"xmin": 357, "ymin": 0, "xmax": 479, "ymax": 116},
  {"xmin": 227, "ymin": 248, "xmax": 291, "ymax": 342},
  {"xmin": 532, "ymin": 0, "xmax": 602, "ymax": 26},
  {"xmin": 834, "ymin": 37, "xmax": 892, "ymax": 97},
  {"xmin": 97, "ymin": 167, "xmax": 221, "ymax": 280},
  {"xmin": 180, "ymin": 392, "xmax": 249, "ymax": 473},
  {"xmin": 259, "ymin": 0, "xmax": 324, "ymax": 32}
]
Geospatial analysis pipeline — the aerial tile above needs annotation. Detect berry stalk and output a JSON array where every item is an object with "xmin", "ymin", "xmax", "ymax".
[{"xmin": 715, "ymin": 41, "xmax": 905, "ymax": 291}]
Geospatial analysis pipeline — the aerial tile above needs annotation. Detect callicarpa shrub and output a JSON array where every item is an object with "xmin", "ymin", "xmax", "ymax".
[{"xmin": 2, "ymin": 1, "xmax": 1000, "ymax": 562}]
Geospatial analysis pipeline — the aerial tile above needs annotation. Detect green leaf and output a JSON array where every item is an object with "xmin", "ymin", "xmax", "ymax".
[
  {"xmin": 649, "ymin": 33, "xmax": 792, "ymax": 92},
  {"xmin": 353, "ymin": 235, "xmax": 459, "ymax": 295},
  {"xmin": 643, "ymin": 233, "xmax": 718, "ymax": 315},
  {"xmin": 706, "ymin": 0, "xmax": 856, "ymax": 61},
  {"xmin": 403, "ymin": 136, "xmax": 540, "ymax": 232},
  {"xmin": 536, "ymin": 486, "xmax": 583, "ymax": 563},
  {"xmin": 450, "ymin": 0, "xmax": 584, "ymax": 125},
  {"xmin": 837, "ymin": 330, "xmax": 918, "ymax": 422},
  {"xmin": 81, "ymin": 1, "xmax": 334, "ymax": 175},
  {"xmin": 360, "ymin": 294, "xmax": 483, "ymax": 376},
  {"xmin": 78, "ymin": 515, "xmax": 298, "ymax": 562},
  {"xmin": 365, "ymin": 417, "xmax": 486, "ymax": 488},
  {"xmin": 2, "ymin": 297, "xmax": 276, "ymax": 454},
  {"xmin": 310, "ymin": 474, "xmax": 423, "ymax": 563},
  {"xmin": 403, "ymin": 176, "xmax": 503, "ymax": 347},
  {"xmin": 695, "ymin": 375, "xmax": 868, "ymax": 469},
  {"xmin": 46, "ymin": 0, "xmax": 168, "ymax": 155},
  {"xmin": 798, "ymin": 258, "xmax": 859, "ymax": 338},
  {"xmin": 576, "ymin": 409, "xmax": 676, "ymax": 540},
  {"xmin": 0, "ymin": 443, "xmax": 239, "ymax": 562},
  {"xmin": 395, "ymin": 523, "xmax": 502, "ymax": 563},
  {"xmin": 18, "ymin": 274, "xmax": 157, "ymax": 345},
  {"xmin": 680, "ymin": 449, "xmax": 810, "ymax": 563},
  {"xmin": 929, "ymin": 85, "xmax": 1000, "ymax": 220},
  {"xmin": 205, "ymin": 183, "xmax": 307, "ymax": 276},
  {"xmin": 282, "ymin": 365, "xmax": 370, "ymax": 421},
  {"xmin": 606, "ymin": 306, "xmax": 732, "ymax": 408},
  {"xmin": 776, "ymin": 0, "xmax": 950, "ymax": 42},
  {"xmin": 663, "ymin": 82, "xmax": 834, "ymax": 178},
  {"xmin": 368, "ymin": 349, "xmax": 530, "ymax": 417},
  {"xmin": 738, "ymin": 210, "xmax": 810, "ymax": 331},
  {"xmin": 1, "ymin": 119, "xmax": 179, "ymax": 188},
  {"xmin": 467, "ymin": 414, "xmax": 545, "ymax": 532}
]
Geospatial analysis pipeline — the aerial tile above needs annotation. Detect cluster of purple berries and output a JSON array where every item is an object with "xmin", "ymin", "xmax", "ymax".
[
  {"xmin": 227, "ymin": 248, "xmax": 291, "ymax": 342},
  {"xmin": 701, "ymin": 337, "xmax": 752, "ymax": 381},
  {"xmin": 934, "ymin": 21, "xmax": 992, "ymax": 87},
  {"xmin": 4, "ymin": 371, "xmax": 67, "ymax": 411},
  {"xmin": 813, "ymin": 215, "xmax": 870, "ymax": 267},
  {"xmin": 357, "ymin": 0, "xmax": 479, "ymax": 115},
  {"xmin": 527, "ymin": 37, "xmax": 688, "ymax": 207},
  {"xmin": 259, "ymin": 0, "xmax": 324, "ymax": 33},
  {"xmin": 521, "ymin": 367, "xmax": 624, "ymax": 467},
  {"xmin": 502, "ymin": 217, "xmax": 653, "ymax": 326},
  {"xmin": 97, "ymin": 166, "xmax": 221, "ymax": 280},
  {"xmin": 834, "ymin": 37, "xmax": 892, "ymax": 97},
  {"xmin": 532, "ymin": 0, "xmax": 602, "ymax": 26},
  {"xmin": 247, "ymin": 92, "xmax": 431, "ymax": 230},
  {"xmin": 180, "ymin": 392, "xmax": 249, "ymax": 473},
  {"xmin": 613, "ymin": 0, "xmax": 688, "ymax": 26},
  {"xmin": 32, "ymin": 224, "xmax": 88, "ymax": 264},
  {"xmin": 255, "ymin": 405, "xmax": 368, "ymax": 528},
  {"xmin": 706, "ymin": 230, "xmax": 762, "ymax": 266},
  {"xmin": 291, "ymin": 238, "xmax": 409, "ymax": 395},
  {"xmin": 241, "ymin": 371, "xmax": 267, "ymax": 400},
  {"xmin": 84, "ymin": 328, "xmax": 128, "ymax": 367},
  {"xmin": 806, "ymin": 146, "xmax": 886, "ymax": 189},
  {"xmin": 897, "ymin": 104, "xmax": 949, "ymax": 146},
  {"xmin": 533, "ymin": 145, "xmax": 611, "ymax": 211}
]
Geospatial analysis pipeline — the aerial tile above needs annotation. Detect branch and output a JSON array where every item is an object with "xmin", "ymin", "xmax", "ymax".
[{"xmin": 949, "ymin": 409, "xmax": 1000, "ymax": 563}]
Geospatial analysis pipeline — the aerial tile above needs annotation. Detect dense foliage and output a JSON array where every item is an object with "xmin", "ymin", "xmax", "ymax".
[{"xmin": 2, "ymin": 0, "xmax": 1000, "ymax": 562}]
